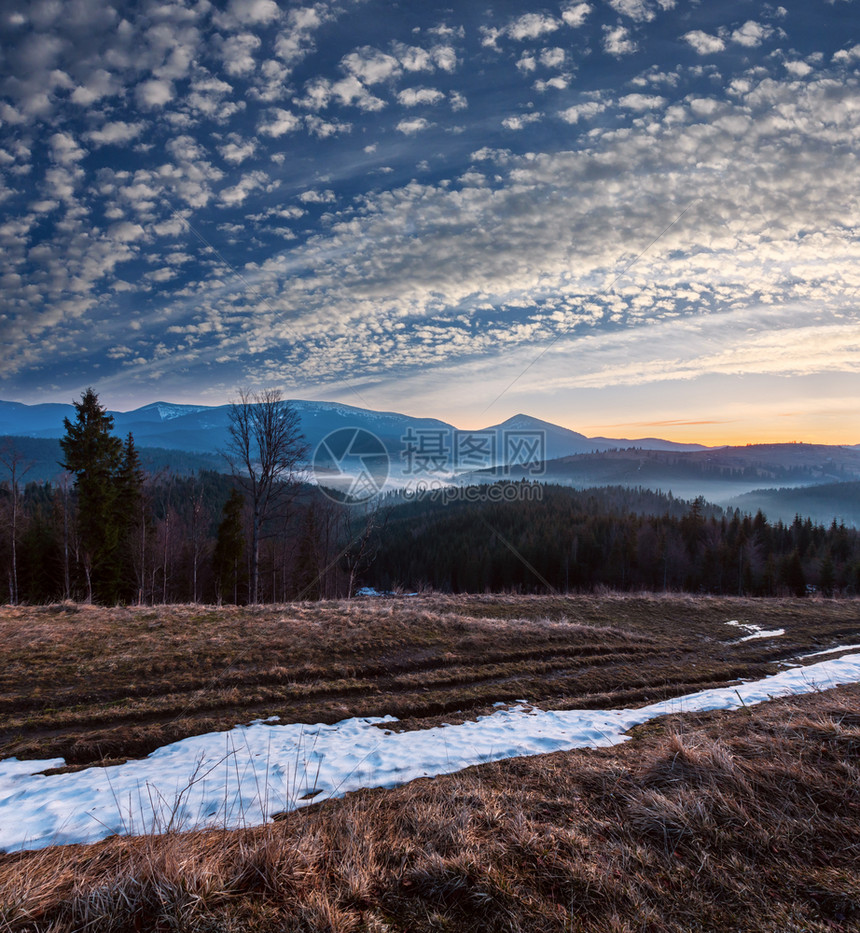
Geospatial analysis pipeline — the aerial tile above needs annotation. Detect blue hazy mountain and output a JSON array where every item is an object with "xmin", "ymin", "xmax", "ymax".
[{"xmin": 0, "ymin": 398, "xmax": 705, "ymax": 464}]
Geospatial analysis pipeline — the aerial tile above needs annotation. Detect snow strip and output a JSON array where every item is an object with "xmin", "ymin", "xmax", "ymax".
[
  {"xmin": 796, "ymin": 643, "xmax": 860, "ymax": 659},
  {"xmin": 2, "ymin": 653, "xmax": 860, "ymax": 853},
  {"xmin": 725, "ymin": 620, "xmax": 785, "ymax": 641}
]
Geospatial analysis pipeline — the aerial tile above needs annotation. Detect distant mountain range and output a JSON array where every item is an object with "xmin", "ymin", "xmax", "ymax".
[
  {"xmin": 0, "ymin": 398, "xmax": 705, "ymax": 468},
  {"xmin": 2, "ymin": 398, "xmax": 859, "ymax": 525},
  {"xmin": 474, "ymin": 443, "xmax": 860, "ymax": 515}
]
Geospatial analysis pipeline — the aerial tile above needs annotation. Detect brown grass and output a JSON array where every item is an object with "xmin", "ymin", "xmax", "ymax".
[
  {"xmin": 2, "ymin": 684, "xmax": 858, "ymax": 932},
  {"xmin": 2, "ymin": 594, "xmax": 859, "ymax": 764}
]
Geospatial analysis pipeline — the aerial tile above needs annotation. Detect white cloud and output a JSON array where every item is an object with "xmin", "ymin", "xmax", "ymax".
[
  {"xmin": 221, "ymin": 33, "xmax": 261, "ymax": 75},
  {"xmin": 540, "ymin": 47, "xmax": 566, "ymax": 68},
  {"xmin": 342, "ymin": 47, "xmax": 401, "ymax": 84},
  {"xmin": 299, "ymin": 189, "xmax": 336, "ymax": 203},
  {"xmin": 136, "ymin": 78, "xmax": 173, "ymax": 108},
  {"xmin": 784, "ymin": 61, "xmax": 813, "ymax": 77},
  {"xmin": 432, "ymin": 45, "xmax": 458, "ymax": 72},
  {"xmin": 618, "ymin": 93, "xmax": 666, "ymax": 110},
  {"xmin": 558, "ymin": 101, "xmax": 606, "ymax": 123},
  {"xmin": 502, "ymin": 112, "xmax": 543, "ymax": 130},
  {"xmin": 561, "ymin": 3, "xmax": 591, "ymax": 27},
  {"xmin": 603, "ymin": 25, "xmax": 637, "ymax": 56},
  {"xmin": 258, "ymin": 108, "xmax": 300, "ymax": 136},
  {"xmin": 396, "ymin": 117, "xmax": 432, "ymax": 134},
  {"xmin": 608, "ymin": 0, "xmax": 655, "ymax": 23},
  {"xmin": 428, "ymin": 23, "xmax": 465, "ymax": 39},
  {"xmin": 29, "ymin": 199, "xmax": 59, "ymax": 213},
  {"xmin": 833, "ymin": 44, "xmax": 860, "ymax": 63},
  {"xmin": 688, "ymin": 97, "xmax": 721, "ymax": 116},
  {"xmin": 480, "ymin": 26, "xmax": 502, "ymax": 49},
  {"xmin": 393, "ymin": 43, "xmax": 433, "ymax": 71},
  {"xmin": 87, "ymin": 122, "xmax": 145, "ymax": 146},
  {"xmin": 507, "ymin": 13, "xmax": 560, "ymax": 40},
  {"xmin": 274, "ymin": 5, "xmax": 327, "ymax": 67},
  {"xmin": 219, "ymin": 137, "xmax": 257, "ymax": 163},
  {"xmin": 397, "ymin": 87, "xmax": 445, "ymax": 106},
  {"xmin": 304, "ymin": 115, "xmax": 351, "ymax": 137},
  {"xmin": 50, "ymin": 132, "xmax": 85, "ymax": 164},
  {"xmin": 535, "ymin": 75, "xmax": 571, "ymax": 92},
  {"xmin": 334, "ymin": 75, "xmax": 386, "ymax": 111},
  {"xmin": 450, "ymin": 91, "xmax": 468, "ymax": 111},
  {"xmin": 225, "ymin": 0, "xmax": 280, "ymax": 25},
  {"xmin": 300, "ymin": 75, "xmax": 386, "ymax": 111},
  {"xmin": 682, "ymin": 30, "xmax": 726, "ymax": 55},
  {"xmin": 730, "ymin": 21, "xmax": 774, "ymax": 48},
  {"xmin": 108, "ymin": 221, "xmax": 146, "ymax": 243},
  {"xmin": 218, "ymin": 170, "xmax": 268, "ymax": 206},
  {"xmin": 517, "ymin": 54, "xmax": 537, "ymax": 73},
  {"xmin": 70, "ymin": 69, "xmax": 120, "ymax": 106}
]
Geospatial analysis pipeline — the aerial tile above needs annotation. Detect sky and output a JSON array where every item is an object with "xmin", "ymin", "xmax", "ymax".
[{"xmin": 1, "ymin": 0, "xmax": 859, "ymax": 445}]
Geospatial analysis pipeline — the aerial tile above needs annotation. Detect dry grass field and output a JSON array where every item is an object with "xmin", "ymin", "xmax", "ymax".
[
  {"xmin": 2, "ymin": 684, "xmax": 858, "ymax": 932},
  {"xmin": 1, "ymin": 594, "xmax": 859, "ymax": 931},
  {"xmin": 1, "ymin": 594, "xmax": 858, "ymax": 766}
]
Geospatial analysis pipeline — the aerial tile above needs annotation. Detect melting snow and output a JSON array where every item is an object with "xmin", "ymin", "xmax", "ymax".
[
  {"xmin": 725, "ymin": 620, "xmax": 785, "ymax": 641},
  {"xmin": 2, "ymin": 653, "xmax": 860, "ymax": 853},
  {"xmin": 797, "ymin": 643, "xmax": 860, "ymax": 659}
]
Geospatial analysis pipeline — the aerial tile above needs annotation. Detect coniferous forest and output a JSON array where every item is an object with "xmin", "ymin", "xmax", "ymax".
[{"xmin": 1, "ymin": 391, "xmax": 859, "ymax": 605}]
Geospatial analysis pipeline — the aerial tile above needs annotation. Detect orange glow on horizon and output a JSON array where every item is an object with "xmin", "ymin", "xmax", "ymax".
[{"xmin": 572, "ymin": 421, "xmax": 859, "ymax": 448}]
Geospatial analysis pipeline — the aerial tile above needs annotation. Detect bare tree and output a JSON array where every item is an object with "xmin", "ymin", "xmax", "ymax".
[
  {"xmin": 0, "ymin": 442, "xmax": 32, "ymax": 605},
  {"xmin": 187, "ymin": 479, "xmax": 209, "ymax": 604},
  {"xmin": 55, "ymin": 471, "xmax": 74, "ymax": 601},
  {"xmin": 343, "ymin": 500, "xmax": 388, "ymax": 599},
  {"xmin": 224, "ymin": 389, "xmax": 307, "ymax": 604}
]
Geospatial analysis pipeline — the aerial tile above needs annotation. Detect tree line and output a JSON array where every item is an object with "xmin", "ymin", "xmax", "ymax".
[
  {"xmin": 366, "ymin": 484, "xmax": 860, "ymax": 597},
  {"xmin": 0, "ymin": 389, "xmax": 379, "ymax": 605},
  {"xmin": 1, "ymin": 391, "xmax": 859, "ymax": 604}
]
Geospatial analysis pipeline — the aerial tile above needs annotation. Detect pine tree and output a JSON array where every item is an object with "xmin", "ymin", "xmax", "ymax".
[
  {"xmin": 59, "ymin": 388, "xmax": 123, "ymax": 602},
  {"xmin": 213, "ymin": 489, "xmax": 246, "ymax": 605},
  {"xmin": 819, "ymin": 553, "xmax": 835, "ymax": 598},
  {"xmin": 294, "ymin": 504, "xmax": 322, "ymax": 600},
  {"xmin": 112, "ymin": 434, "xmax": 146, "ymax": 603},
  {"xmin": 780, "ymin": 548, "xmax": 806, "ymax": 598}
]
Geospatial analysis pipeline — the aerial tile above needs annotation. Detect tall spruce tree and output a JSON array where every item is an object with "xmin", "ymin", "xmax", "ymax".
[
  {"xmin": 59, "ymin": 388, "xmax": 123, "ymax": 602},
  {"xmin": 294, "ymin": 504, "xmax": 322, "ymax": 600},
  {"xmin": 113, "ymin": 433, "xmax": 146, "ymax": 603}
]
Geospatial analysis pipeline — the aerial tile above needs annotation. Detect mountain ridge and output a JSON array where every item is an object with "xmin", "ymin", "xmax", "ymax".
[{"xmin": 0, "ymin": 397, "xmax": 708, "ymax": 459}]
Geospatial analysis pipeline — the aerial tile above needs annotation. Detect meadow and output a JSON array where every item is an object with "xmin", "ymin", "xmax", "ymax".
[{"xmin": 1, "ymin": 594, "xmax": 859, "ymax": 931}]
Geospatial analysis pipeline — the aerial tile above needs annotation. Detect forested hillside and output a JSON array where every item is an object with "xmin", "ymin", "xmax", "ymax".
[
  {"xmin": 368, "ymin": 483, "xmax": 860, "ymax": 597},
  {"xmin": 2, "ymin": 391, "xmax": 859, "ymax": 605},
  {"xmin": 727, "ymin": 481, "xmax": 860, "ymax": 527},
  {"xmin": 0, "ymin": 436, "xmax": 226, "ymax": 483}
]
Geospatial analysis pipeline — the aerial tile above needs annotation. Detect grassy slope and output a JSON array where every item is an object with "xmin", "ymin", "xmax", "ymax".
[
  {"xmin": 2, "ymin": 595, "xmax": 860, "ymax": 765},
  {"xmin": 2, "ymin": 684, "xmax": 858, "ymax": 932}
]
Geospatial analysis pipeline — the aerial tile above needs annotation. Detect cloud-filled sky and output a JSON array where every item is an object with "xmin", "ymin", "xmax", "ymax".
[{"xmin": 1, "ymin": 0, "xmax": 859, "ymax": 443}]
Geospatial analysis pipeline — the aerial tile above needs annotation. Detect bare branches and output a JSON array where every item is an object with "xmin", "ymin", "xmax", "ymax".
[
  {"xmin": 0, "ymin": 441, "xmax": 33, "ymax": 605},
  {"xmin": 224, "ymin": 389, "xmax": 308, "ymax": 603}
]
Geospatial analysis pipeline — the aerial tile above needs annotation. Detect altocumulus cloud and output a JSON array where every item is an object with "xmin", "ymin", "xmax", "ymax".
[{"xmin": 0, "ymin": 0, "xmax": 857, "ymax": 432}]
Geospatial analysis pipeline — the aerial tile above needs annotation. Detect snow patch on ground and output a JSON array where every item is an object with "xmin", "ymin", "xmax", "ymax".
[
  {"xmin": 725, "ymin": 620, "xmax": 785, "ymax": 641},
  {"xmin": 2, "ymin": 653, "xmax": 859, "ymax": 853},
  {"xmin": 797, "ymin": 643, "xmax": 860, "ymax": 659}
]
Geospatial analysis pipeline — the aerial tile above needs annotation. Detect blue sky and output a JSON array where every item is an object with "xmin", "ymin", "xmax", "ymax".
[{"xmin": 1, "ymin": 0, "xmax": 859, "ymax": 443}]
